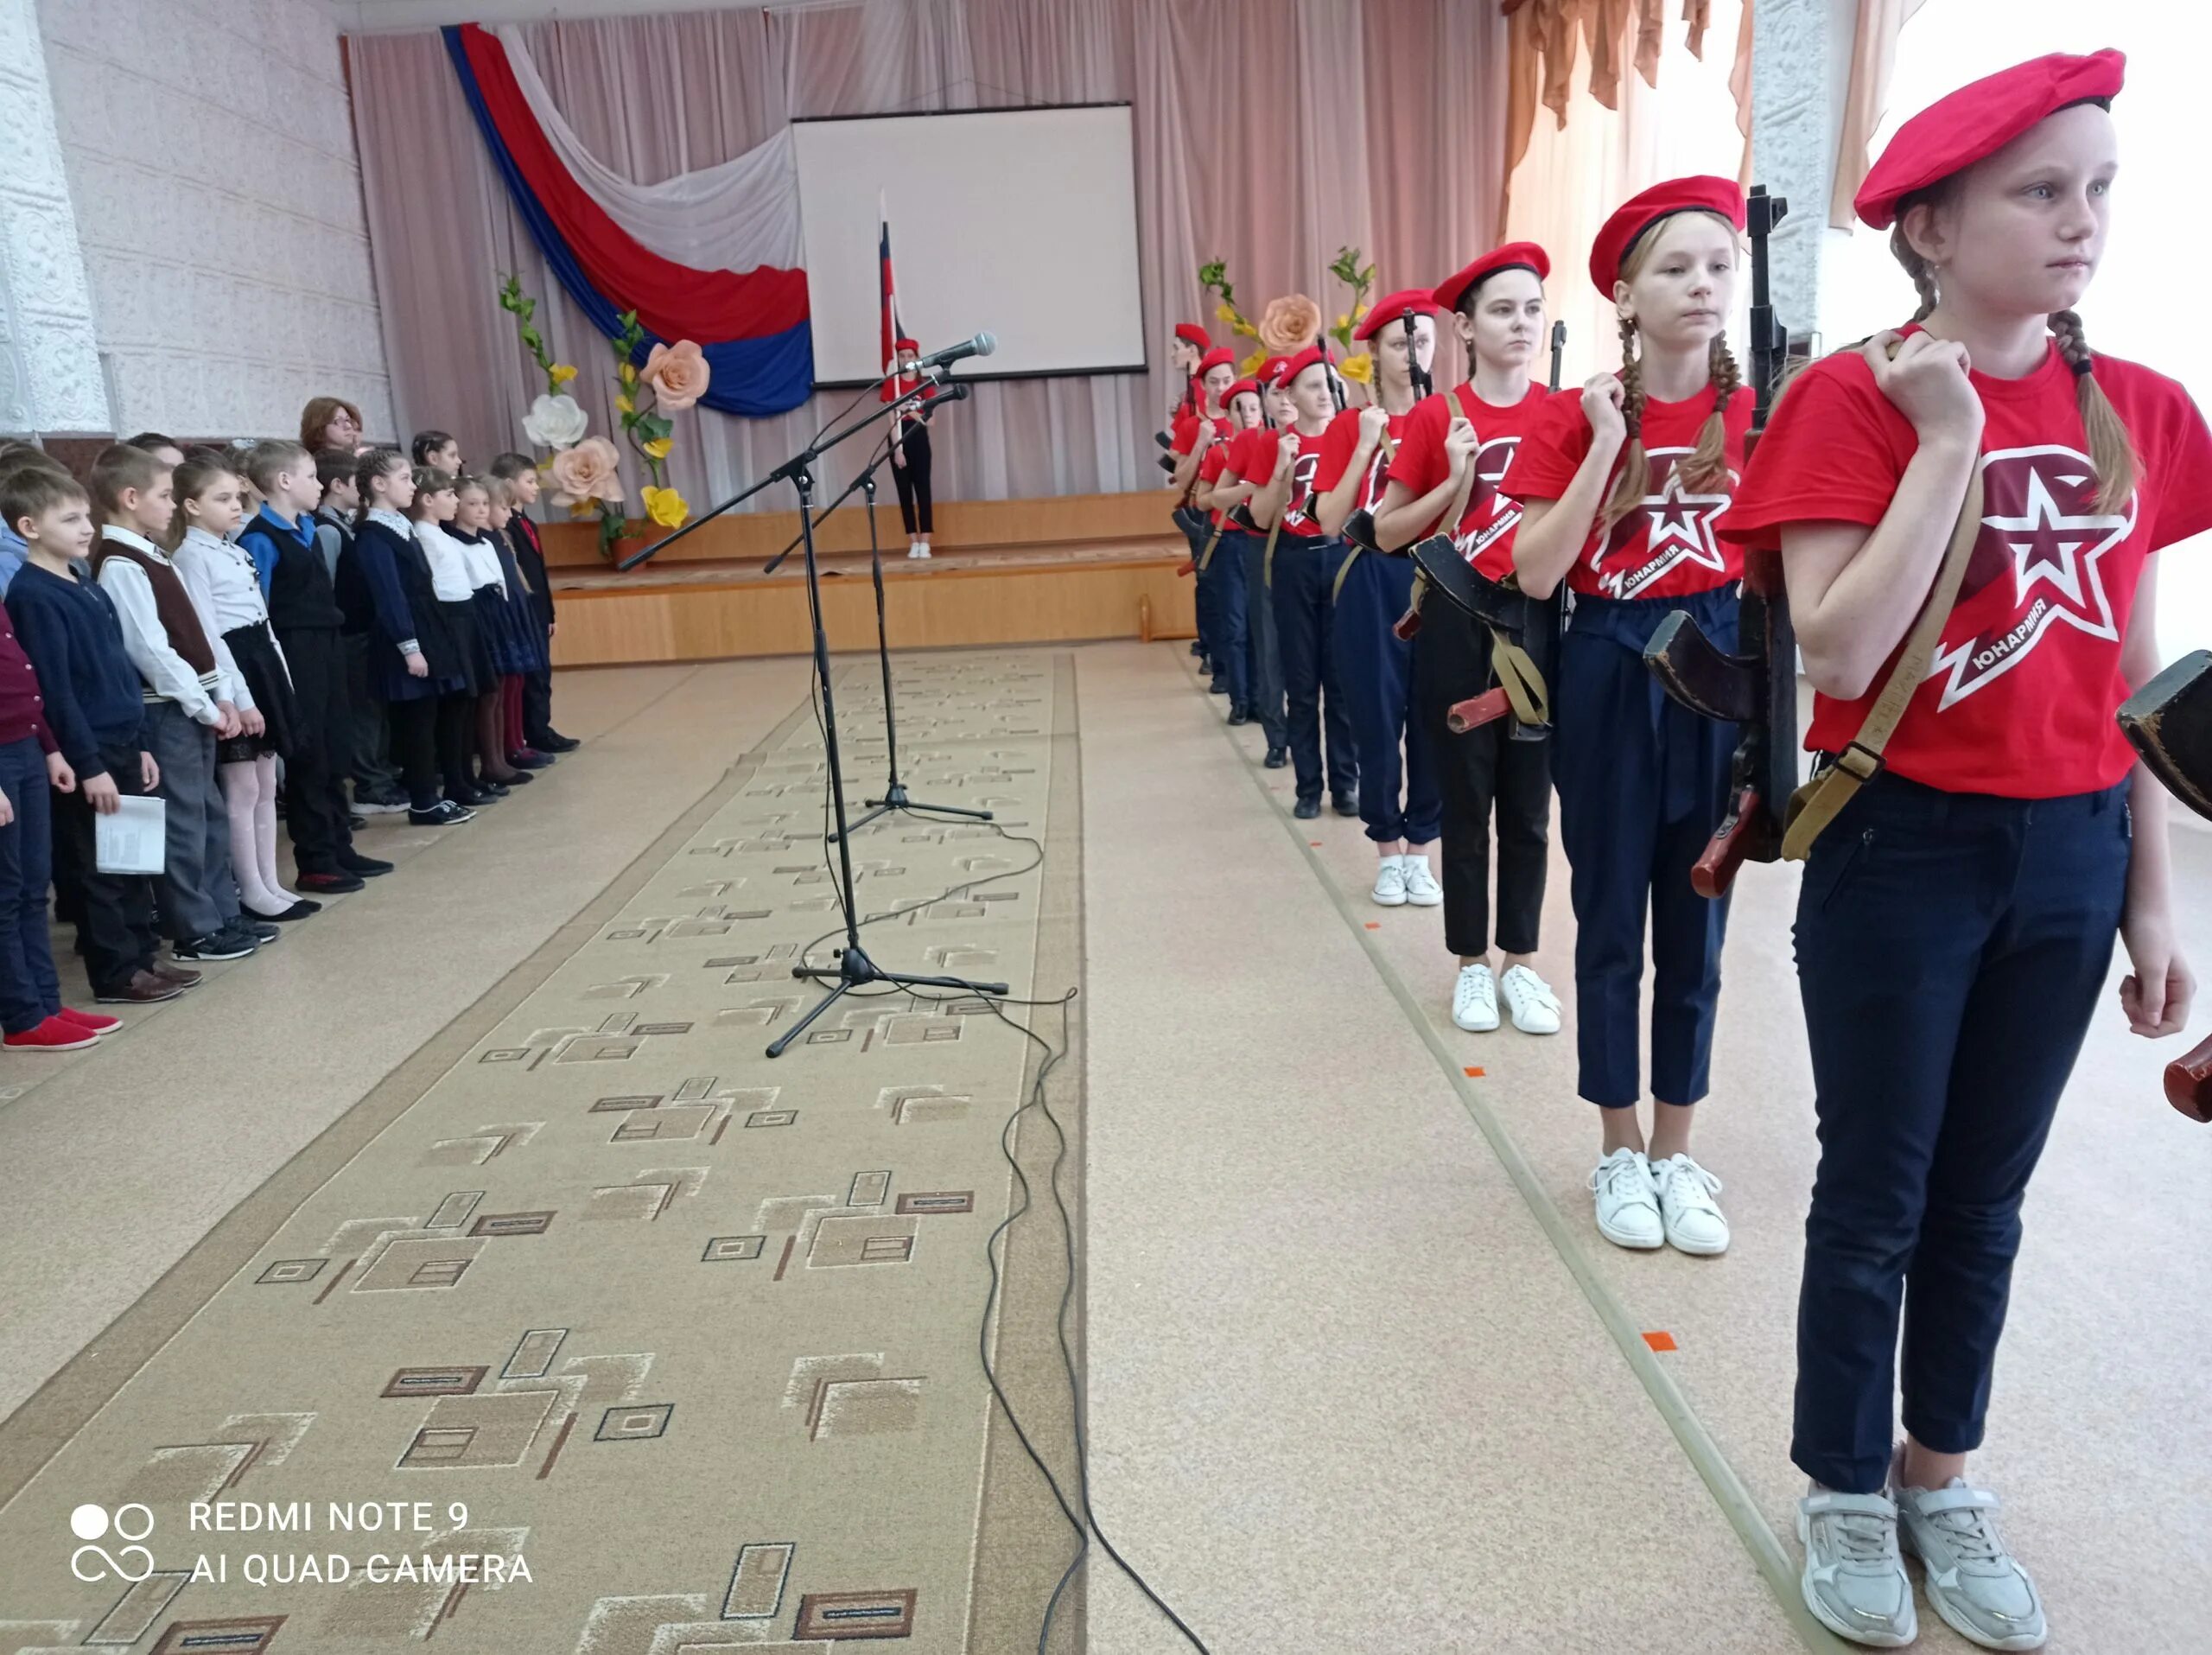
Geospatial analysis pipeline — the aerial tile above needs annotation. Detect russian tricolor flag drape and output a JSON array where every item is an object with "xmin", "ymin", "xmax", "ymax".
[
  {"xmin": 879, "ymin": 202, "xmax": 900, "ymax": 381},
  {"xmin": 443, "ymin": 22, "xmax": 813, "ymax": 417}
]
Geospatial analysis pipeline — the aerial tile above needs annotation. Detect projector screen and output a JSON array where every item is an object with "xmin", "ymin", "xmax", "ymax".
[{"xmin": 791, "ymin": 105, "xmax": 1147, "ymax": 386}]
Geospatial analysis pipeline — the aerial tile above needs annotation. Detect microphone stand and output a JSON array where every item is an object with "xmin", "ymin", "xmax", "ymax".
[
  {"xmin": 832, "ymin": 394, "xmax": 994, "ymax": 841},
  {"xmin": 619, "ymin": 378, "xmax": 1007, "ymax": 1059}
]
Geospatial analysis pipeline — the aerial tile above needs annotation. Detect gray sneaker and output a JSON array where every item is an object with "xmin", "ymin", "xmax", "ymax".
[
  {"xmin": 1895, "ymin": 1477, "xmax": 2047, "ymax": 1650},
  {"xmin": 1798, "ymin": 1486, "xmax": 1917, "ymax": 1647}
]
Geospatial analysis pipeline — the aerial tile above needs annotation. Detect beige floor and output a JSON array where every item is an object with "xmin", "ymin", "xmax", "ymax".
[
  {"xmin": 1080, "ymin": 639, "xmax": 2212, "ymax": 1655},
  {"xmin": 3, "ymin": 643, "xmax": 2207, "ymax": 1653}
]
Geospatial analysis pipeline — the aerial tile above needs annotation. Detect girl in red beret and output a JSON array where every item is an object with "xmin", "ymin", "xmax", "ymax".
[
  {"xmin": 1211, "ymin": 361, "xmax": 1297, "ymax": 764},
  {"xmin": 1312, "ymin": 290, "xmax": 1444, "ymax": 907},
  {"xmin": 1374, "ymin": 245, "xmax": 1562, "ymax": 1041},
  {"xmin": 1722, "ymin": 50, "xmax": 2211, "ymax": 1651},
  {"xmin": 882, "ymin": 338, "xmax": 939, "ymax": 559},
  {"xmin": 1251, "ymin": 348, "xmax": 1360, "ymax": 818},
  {"xmin": 1169, "ymin": 347, "xmax": 1242, "ymax": 705},
  {"xmin": 1505, "ymin": 177, "xmax": 1751, "ymax": 1262}
]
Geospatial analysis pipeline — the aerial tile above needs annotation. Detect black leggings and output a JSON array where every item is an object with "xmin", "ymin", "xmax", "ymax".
[{"xmin": 893, "ymin": 423, "xmax": 933, "ymax": 536}]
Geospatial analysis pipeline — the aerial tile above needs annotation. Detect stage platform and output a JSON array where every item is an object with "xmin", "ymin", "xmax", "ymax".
[{"xmin": 543, "ymin": 488, "xmax": 1197, "ymax": 666}]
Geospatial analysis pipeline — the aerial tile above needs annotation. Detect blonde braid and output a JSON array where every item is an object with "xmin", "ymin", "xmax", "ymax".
[
  {"xmin": 2049, "ymin": 308, "xmax": 2139, "ymax": 513},
  {"xmin": 1600, "ymin": 315, "xmax": 1650, "ymax": 531},
  {"xmin": 1890, "ymin": 225, "xmax": 1940, "ymax": 322},
  {"xmin": 1683, "ymin": 334, "xmax": 1741, "ymax": 492}
]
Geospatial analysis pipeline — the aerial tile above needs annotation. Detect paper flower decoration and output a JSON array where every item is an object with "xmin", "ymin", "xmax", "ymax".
[
  {"xmin": 522, "ymin": 393, "xmax": 588, "ymax": 449},
  {"xmin": 1257, "ymin": 294, "xmax": 1323, "ymax": 354},
  {"xmin": 642, "ymin": 484, "xmax": 690, "ymax": 528},
  {"xmin": 1338, "ymin": 353, "xmax": 1374, "ymax": 385},
  {"xmin": 641, "ymin": 341, "xmax": 711, "ymax": 413},
  {"xmin": 549, "ymin": 437, "xmax": 624, "ymax": 507}
]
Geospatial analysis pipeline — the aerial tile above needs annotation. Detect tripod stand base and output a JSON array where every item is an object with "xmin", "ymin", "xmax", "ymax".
[
  {"xmin": 766, "ymin": 942, "xmax": 1010, "ymax": 1058},
  {"xmin": 830, "ymin": 781, "xmax": 995, "ymax": 843}
]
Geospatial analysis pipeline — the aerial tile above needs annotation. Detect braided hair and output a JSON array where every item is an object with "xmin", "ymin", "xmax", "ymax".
[
  {"xmin": 1599, "ymin": 213, "xmax": 1743, "ymax": 532},
  {"xmin": 1887, "ymin": 184, "xmax": 2137, "ymax": 513}
]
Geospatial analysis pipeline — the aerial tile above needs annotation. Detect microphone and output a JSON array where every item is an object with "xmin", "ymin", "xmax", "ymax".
[{"xmin": 915, "ymin": 332, "xmax": 996, "ymax": 372}]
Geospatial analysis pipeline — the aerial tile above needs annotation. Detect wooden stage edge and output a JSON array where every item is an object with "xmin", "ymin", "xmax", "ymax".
[{"xmin": 545, "ymin": 488, "xmax": 1199, "ymax": 667}]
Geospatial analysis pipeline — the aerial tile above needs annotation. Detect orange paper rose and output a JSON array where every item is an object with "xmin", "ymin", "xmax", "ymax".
[
  {"xmin": 549, "ymin": 436, "xmax": 625, "ymax": 507},
  {"xmin": 641, "ymin": 340, "xmax": 711, "ymax": 412},
  {"xmin": 1257, "ymin": 293, "xmax": 1323, "ymax": 354}
]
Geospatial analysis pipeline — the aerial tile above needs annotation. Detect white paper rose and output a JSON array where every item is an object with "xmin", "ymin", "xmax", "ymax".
[{"xmin": 523, "ymin": 392, "xmax": 588, "ymax": 449}]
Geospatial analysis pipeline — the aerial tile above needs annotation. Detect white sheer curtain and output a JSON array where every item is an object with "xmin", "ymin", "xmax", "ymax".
[{"xmin": 1503, "ymin": 1, "xmax": 1749, "ymax": 389}]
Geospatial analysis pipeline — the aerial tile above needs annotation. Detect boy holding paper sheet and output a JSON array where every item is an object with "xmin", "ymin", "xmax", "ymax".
[{"xmin": 3, "ymin": 468, "xmax": 188, "ymax": 1008}]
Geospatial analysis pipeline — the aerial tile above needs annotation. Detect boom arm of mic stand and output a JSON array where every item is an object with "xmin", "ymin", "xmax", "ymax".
[
  {"xmin": 618, "ymin": 378, "xmax": 944, "ymax": 575},
  {"xmin": 762, "ymin": 430, "xmax": 895, "ymax": 576}
]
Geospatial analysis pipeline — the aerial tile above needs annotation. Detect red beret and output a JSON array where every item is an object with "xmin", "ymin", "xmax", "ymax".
[
  {"xmin": 1197, "ymin": 346, "xmax": 1236, "ymax": 375},
  {"xmin": 1352, "ymin": 290, "xmax": 1440, "ymax": 343},
  {"xmin": 1223, "ymin": 377, "xmax": 1262, "ymax": 406},
  {"xmin": 1588, "ymin": 176, "xmax": 1746, "ymax": 296},
  {"xmin": 1257, "ymin": 354, "xmax": 1293, "ymax": 386},
  {"xmin": 1855, "ymin": 49, "xmax": 2125, "ymax": 230},
  {"xmin": 894, "ymin": 336, "xmax": 919, "ymax": 353},
  {"xmin": 1272, "ymin": 345, "xmax": 1327, "ymax": 388},
  {"xmin": 1432, "ymin": 243, "xmax": 1551, "ymax": 313},
  {"xmin": 1174, "ymin": 322, "xmax": 1213, "ymax": 350}
]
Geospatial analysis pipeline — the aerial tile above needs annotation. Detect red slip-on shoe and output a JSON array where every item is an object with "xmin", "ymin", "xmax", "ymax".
[
  {"xmin": 56, "ymin": 1006, "xmax": 123, "ymax": 1038},
  {"xmin": 4, "ymin": 1015, "xmax": 99, "ymax": 1052}
]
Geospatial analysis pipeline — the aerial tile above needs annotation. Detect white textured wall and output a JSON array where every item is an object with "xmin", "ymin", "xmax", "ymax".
[
  {"xmin": 36, "ymin": 0, "xmax": 394, "ymax": 440},
  {"xmin": 0, "ymin": 0, "xmax": 111, "ymax": 434}
]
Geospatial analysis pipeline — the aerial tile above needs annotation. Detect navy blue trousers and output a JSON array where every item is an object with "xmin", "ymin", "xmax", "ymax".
[
  {"xmin": 1175, "ymin": 506, "xmax": 1217, "ymax": 665},
  {"xmin": 0, "ymin": 735, "xmax": 59, "ymax": 1034},
  {"xmin": 1332, "ymin": 551, "xmax": 1440, "ymax": 843},
  {"xmin": 1236, "ymin": 532, "xmax": 1287, "ymax": 748},
  {"xmin": 1552, "ymin": 587, "xmax": 1736, "ymax": 1107},
  {"xmin": 1269, "ymin": 536, "xmax": 1357, "ymax": 802},
  {"xmin": 1199, "ymin": 525, "xmax": 1249, "ymax": 707},
  {"xmin": 1791, "ymin": 773, "xmax": 2129, "ymax": 1493}
]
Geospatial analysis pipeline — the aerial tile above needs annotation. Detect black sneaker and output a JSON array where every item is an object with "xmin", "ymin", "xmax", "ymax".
[
  {"xmin": 1332, "ymin": 788, "xmax": 1360, "ymax": 818},
  {"xmin": 535, "ymin": 731, "xmax": 579, "ymax": 753},
  {"xmin": 410, "ymin": 801, "xmax": 474, "ymax": 826},
  {"xmin": 354, "ymin": 790, "xmax": 410, "ymax": 815},
  {"xmin": 244, "ymin": 920, "xmax": 282, "ymax": 945},
  {"xmin": 1264, "ymin": 747, "xmax": 1288, "ymax": 768},
  {"xmin": 296, "ymin": 869, "xmax": 365, "ymax": 894},
  {"xmin": 1293, "ymin": 798, "xmax": 1321, "ymax": 820},
  {"xmin": 340, "ymin": 851, "xmax": 395, "ymax": 877},
  {"xmin": 175, "ymin": 930, "xmax": 255, "ymax": 962}
]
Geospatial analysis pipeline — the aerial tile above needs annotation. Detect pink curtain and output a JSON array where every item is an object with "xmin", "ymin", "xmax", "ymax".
[
  {"xmin": 1830, "ymin": 0, "xmax": 1926, "ymax": 229},
  {"xmin": 347, "ymin": 0, "xmax": 1510, "ymax": 514}
]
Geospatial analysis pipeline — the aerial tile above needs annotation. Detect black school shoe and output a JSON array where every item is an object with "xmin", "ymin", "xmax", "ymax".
[
  {"xmin": 1208, "ymin": 678, "xmax": 1230, "ymax": 696},
  {"xmin": 1293, "ymin": 798, "xmax": 1321, "ymax": 820},
  {"xmin": 297, "ymin": 869, "xmax": 365, "ymax": 894},
  {"xmin": 1264, "ymin": 747, "xmax": 1288, "ymax": 768},
  {"xmin": 533, "ymin": 730, "xmax": 580, "ymax": 752},
  {"xmin": 1227, "ymin": 703, "xmax": 1250, "ymax": 726},
  {"xmin": 1332, "ymin": 788, "xmax": 1359, "ymax": 818},
  {"xmin": 340, "ymin": 851, "xmax": 394, "ymax": 877},
  {"xmin": 249, "ymin": 899, "xmax": 321, "ymax": 922}
]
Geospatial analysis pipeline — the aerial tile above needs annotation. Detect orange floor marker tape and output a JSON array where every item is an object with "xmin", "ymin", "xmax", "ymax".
[
  {"xmin": 1464, "ymin": 1066, "xmax": 1484, "ymax": 1078},
  {"xmin": 1643, "ymin": 1331, "xmax": 1677, "ymax": 1353},
  {"xmin": 1364, "ymin": 921, "xmax": 1381, "ymax": 930}
]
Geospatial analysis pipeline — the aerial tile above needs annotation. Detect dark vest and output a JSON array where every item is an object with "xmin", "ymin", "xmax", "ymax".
[
  {"xmin": 91, "ymin": 537, "xmax": 215, "ymax": 675},
  {"xmin": 260, "ymin": 512, "xmax": 346, "ymax": 632}
]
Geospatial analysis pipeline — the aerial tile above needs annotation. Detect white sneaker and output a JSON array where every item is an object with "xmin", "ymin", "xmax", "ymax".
[
  {"xmin": 1799, "ymin": 1486, "xmax": 1917, "ymax": 1647},
  {"xmin": 1371, "ymin": 856, "xmax": 1408, "ymax": 906},
  {"xmin": 1650, "ymin": 1152, "xmax": 1729, "ymax": 1255},
  {"xmin": 1498, "ymin": 964, "xmax": 1561, "ymax": 1034},
  {"xmin": 1452, "ymin": 963, "xmax": 1498, "ymax": 1031},
  {"xmin": 1589, "ymin": 1147, "xmax": 1662, "ymax": 1250},
  {"xmin": 1894, "ymin": 1471, "xmax": 2047, "ymax": 1650},
  {"xmin": 912, "ymin": 540, "xmax": 931, "ymax": 559},
  {"xmin": 1401, "ymin": 856, "xmax": 1441, "ymax": 907}
]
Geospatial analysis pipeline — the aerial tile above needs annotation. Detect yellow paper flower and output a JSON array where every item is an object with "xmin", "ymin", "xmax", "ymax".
[
  {"xmin": 1215, "ymin": 302, "xmax": 1236, "ymax": 324},
  {"xmin": 642, "ymin": 436, "xmax": 673, "ymax": 460},
  {"xmin": 1335, "ymin": 313, "xmax": 1350, "ymax": 331},
  {"xmin": 1338, "ymin": 353, "xmax": 1374, "ymax": 384},
  {"xmin": 1238, "ymin": 349, "xmax": 1267, "ymax": 377},
  {"xmin": 619, "ymin": 360, "xmax": 638, "ymax": 386},
  {"xmin": 1355, "ymin": 302, "xmax": 1371, "ymax": 319},
  {"xmin": 615, "ymin": 392, "xmax": 634, "ymax": 415},
  {"xmin": 1230, "ymin": 317, "xmax": 1257, "ymax": 337},
  {"xmin": 642, "ymin": 484, "xmax": 690, "ymax": 529},
  {"xmin": 550, "ymin": 362, "xmax": 577, "ymax": 385}
]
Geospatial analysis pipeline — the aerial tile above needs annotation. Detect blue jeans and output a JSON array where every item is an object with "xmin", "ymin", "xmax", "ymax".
[
  {"xmin": 0, "ymin": 735, "xmax": 60, "ymax": 1033},
  {"xmin": 1268, "ymin": 536, "xmax": 1357, "ymax": 802},
  {"xmin": 1791, "ymin": 773, "xmax": 2129, "ymax": 1493}
]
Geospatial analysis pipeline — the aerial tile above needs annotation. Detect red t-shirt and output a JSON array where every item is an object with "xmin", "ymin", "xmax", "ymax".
[
  {"xmin": 1389, "ymin": 380, "xmax": 1552, "ymax": 580},
  {"xmin": 1724, "ymin": 334, "xmax": 2212, "ymax": 798},
  {"xmin": 1170, "ymin": 409, "xmax": 1226, "ymax": 456},
  {"xmin": 1196, "ymin": 436, "xmax": 1238, "ymax": 527},
  {"xmin": 881, "ymin": 372, "xmax": 938, "ymax": 421},
  {"xmin": 1314, "ymin": 406, "xmax": 1411, "ymax": 515},
  {"xmin": 1508, "ymin": 383, "xmax": 1751, "ymax": 600},
  {"xmin": 1276, "ymin": 424, "xmax": 1332, "ymax": 538}
]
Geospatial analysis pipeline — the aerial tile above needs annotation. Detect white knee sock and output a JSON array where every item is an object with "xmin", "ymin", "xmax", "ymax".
[
  {"xmin": 220, "ymin": 761, "xmax": 283, "ymax": 914},
  {"xmin": 254, "ymin": 755, "xmax": 293, "ymax": 901}
]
